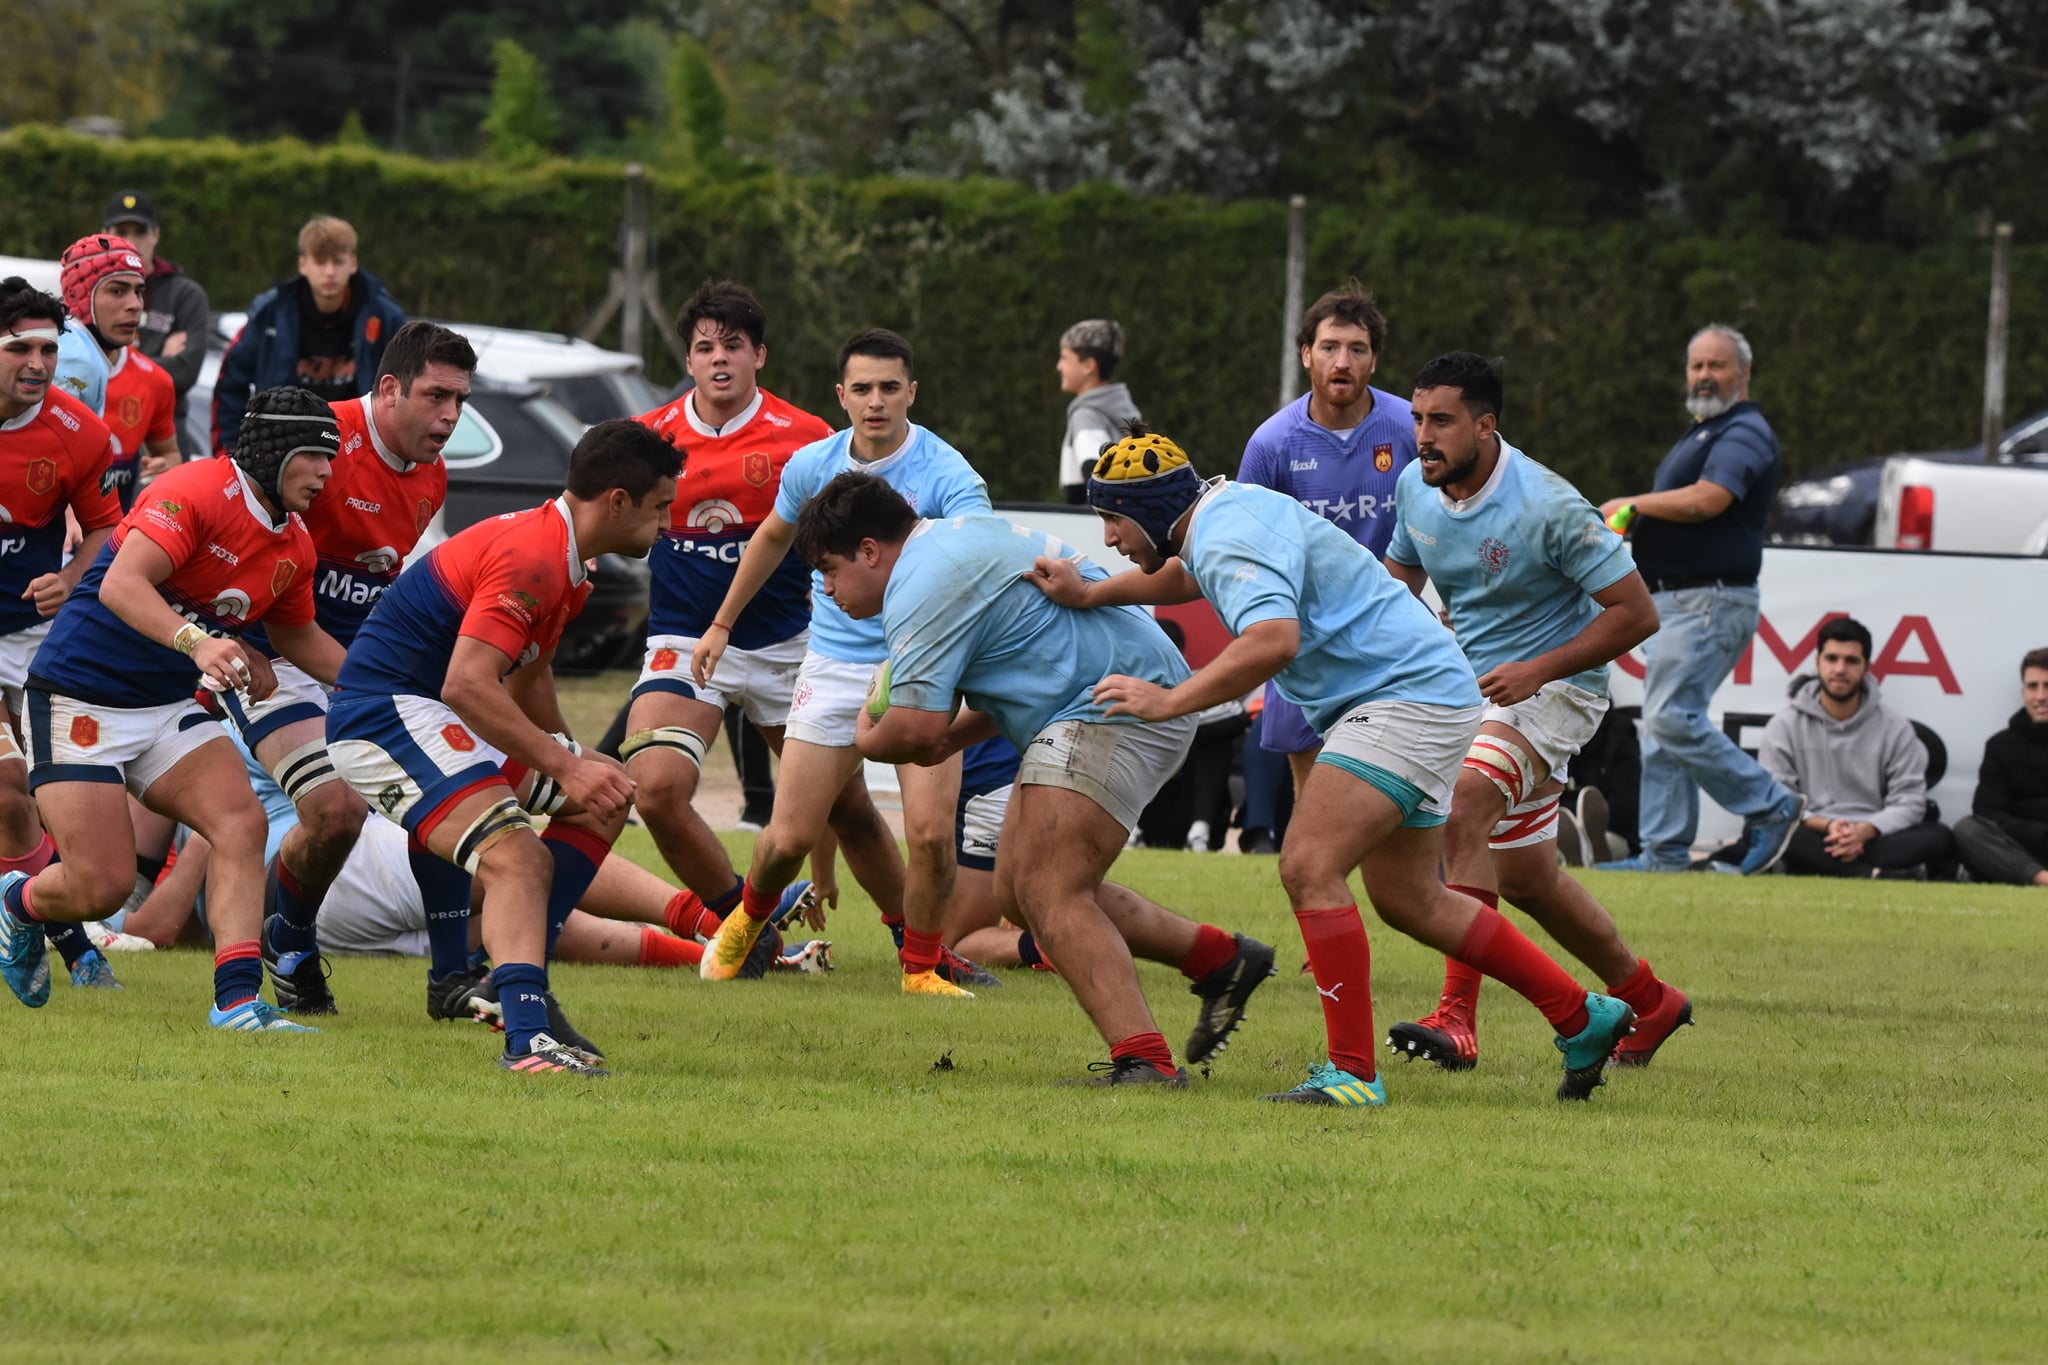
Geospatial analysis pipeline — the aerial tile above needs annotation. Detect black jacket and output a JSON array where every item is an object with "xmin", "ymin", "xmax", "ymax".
[
  {"xmin": 139, "ymin": 257, "xmax": 211, "ymax": 456},
  {"xmin": 1971, "ymin": 709, "xmax": 2048, "ymax": 859}
]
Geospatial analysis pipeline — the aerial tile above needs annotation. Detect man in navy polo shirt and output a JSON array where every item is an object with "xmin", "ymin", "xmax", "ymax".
[
  {"xmin": 1597, "ymin": 324, "xmax": 1803, "ymax": 874},
  {"xmin": 1237, "ymin": 281, "xmax": 1416, "ymax": 830}
]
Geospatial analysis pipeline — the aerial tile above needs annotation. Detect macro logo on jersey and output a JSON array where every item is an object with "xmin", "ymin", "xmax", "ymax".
[
  {"xmin": 1479, "ymin": 536, "xmax": 1512, "ymax": 577},
  {"xmin": 26, "ymin": 460, "xmax": 55, "ymax": 496},
  {"xmin": 210, "ymin": 588, "xmax": 253, "ymax": 621},
  {"xmin": 442, "ymin": 724, "xmax": 475, "ymax": 753},
  {"xmin": 70, "ymin": 716, "xmax": 99, "ymax": 748},
  {"xmin": 686, "ymin": 499, "xmax": 743, "ymax": 534},
  {"xmin": 1375, "ymin": 443, "xmax": 1393, "ymax": 473}
]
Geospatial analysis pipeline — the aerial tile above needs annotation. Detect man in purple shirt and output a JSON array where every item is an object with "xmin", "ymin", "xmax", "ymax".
[{"xmin": 1238, "ymin": 281, "xmax": 1417, "ymax": 799}]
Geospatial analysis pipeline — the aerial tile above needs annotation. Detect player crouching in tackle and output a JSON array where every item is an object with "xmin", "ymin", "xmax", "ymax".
[
  {"xmin": 1383, "ymin": 352, "xmax": 1692, "ymax": 1073},
  {"xmin": 324, "ymin": 419, "xmax": 678, "ymax": 1077},
  {"xmin": 794, "ymin": 471, "xmax": 1275, "ymax": 1086},
  {"xmin": 0, "ymin": 388, "xmax": 346, "ymax": 1031},
  {"xmin": 1037, "ymin": 429, "xmax": 1637, "ymax": 1103}
]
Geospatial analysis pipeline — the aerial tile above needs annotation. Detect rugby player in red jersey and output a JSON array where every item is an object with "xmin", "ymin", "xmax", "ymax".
[
  {"xmin": 0, "ymin": 388, "xmax": 345, "ymax": 1029},
  {"xmin": 0, "ymin": 277, "xmax": 127, "ymax": 990},
  {"xmin": 220, "ymin": 322, "xmax": 475, "ymax": 1016},
  {"xmin": 325, "ymin": 419, "xmax": 679, "ymax": 1075}
]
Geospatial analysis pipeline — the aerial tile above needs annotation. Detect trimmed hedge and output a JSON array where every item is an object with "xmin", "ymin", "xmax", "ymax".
[{"xmin": 5, "ymin": 126, "xmax": 2043, "ymax": 502}]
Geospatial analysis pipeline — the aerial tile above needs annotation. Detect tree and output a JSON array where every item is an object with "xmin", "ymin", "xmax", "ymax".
[
  {"xmin": 0, "ymin": 0, "xmax": 189, "ymax": 132},
  {"xmin": 482, "ymin": 38, "xmax": 560, "ymax": 164},
  {"xmin": 662, "ymin": 33, "xmax": 732, "ymax": 174}
]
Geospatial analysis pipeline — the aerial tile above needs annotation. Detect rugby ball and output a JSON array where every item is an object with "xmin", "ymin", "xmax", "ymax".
[{"xmin": 864, "ymin": 659, "xmax": 892, "ymax": 720}]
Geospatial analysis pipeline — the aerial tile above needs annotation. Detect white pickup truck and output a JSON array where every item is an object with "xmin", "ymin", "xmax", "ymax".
[{"xmin": 1872, "ymin": 410, "xmax": 2048, "ymax": 553}]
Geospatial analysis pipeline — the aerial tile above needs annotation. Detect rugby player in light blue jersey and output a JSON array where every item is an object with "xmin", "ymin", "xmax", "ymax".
[
  {"xmin": 690, "ymin": 329, "xmax": 990, "ymax": 995},
  {"xmin": 1037, "ymin": 429, "xmax": 1637, "ymax": 1104},
  {"xmin": 790, "ymin": 472, "xmax": 1277, "ymax": 1086},
  {"xmin": 1381, "ymin": 352, "xmax": 1692, "ymax": 1073}
]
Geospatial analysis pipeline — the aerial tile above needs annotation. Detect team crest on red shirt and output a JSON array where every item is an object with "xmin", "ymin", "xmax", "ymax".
[
  {"xmin": 650, "ymin": 647, "xmax": 679, "ymax": 672},
  {"xmin": 70, "ymin": 715, "xmax": 99, "ymax": 749},
  {"xmin": 1478, "ymin": 536, "xmax": 1511, "ymax": 577},
  {"xmin": 272, "ymin": 559, "xmax": 299, "ymax": 595},
  {"xmin": 416, "ymin": 499, "xmax": 434, "ymax": 534},
  {"xmin": 441, "ymin": 724, "xmax": 476, "ymax": 753},
  {"xmin": 119, "ymin": 394, "xmax": 142, "ymax": 429},
  {"xmin": 743, "ymin": 451, "xmax": 772, "ymax": 487},
  {"xmin": 1373, "ymin": 442, "xmax": 1393, "ymax": 473},
  {"xmin": 26, "ymin": 458, "xmax": 55, "ymax": 495}
]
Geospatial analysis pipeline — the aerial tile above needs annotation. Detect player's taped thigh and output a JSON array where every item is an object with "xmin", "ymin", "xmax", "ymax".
[
  {"xmin": 453, "ymin": 797, "xmax": 535, "ymax": 874},
  {"xmin": 1462, "ymin": 733, "xmax": 1540, "ymax": 808},
  {"xmin": 1489, "ymin": 792, "xmax": 1560, "ymax": 850},
  {"xmin": 268, "ymin": 736, "xmax": 343, "ymax": 804},
  {"xmin": 619, "ymin": 725, "xmax": 710, "ymax": 774}
]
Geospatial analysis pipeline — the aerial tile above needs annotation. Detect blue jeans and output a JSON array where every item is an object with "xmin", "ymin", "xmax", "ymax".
[{"xmin": 1636, "ymin": 586, "xmax": 1791, "ymax": 865}]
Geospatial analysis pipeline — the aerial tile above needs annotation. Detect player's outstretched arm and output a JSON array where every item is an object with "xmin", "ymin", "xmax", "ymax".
[
  {"xmin": 692, "ymin": 509, "xmax": 797, "ymax": 685},
  {"xmin": 442, "ymin": 637, "xmax": 633, "ymax": 821},
  {"xmin": 267, "ymin": 621, "xmax": 347, "ymax": 686},
  {"xmin": 1094, "ymin": 618, "xmax": 1298, "ymax": 723},
  {"xmin": 1029, "ymin": 554, "xmax": 1202, "ymax": 610},
  {"xmin": 97, "ymin": 534, "xmax": 276, "ymax": 697},
  {"xmin": 1473, "ymin": 569, "xmax": 1659, "ymax": 706}
]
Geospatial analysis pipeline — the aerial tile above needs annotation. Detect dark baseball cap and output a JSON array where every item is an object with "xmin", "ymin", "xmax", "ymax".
[{"xmin": 102, "ymin": 189, "xmax": 158, "ymax": 231}]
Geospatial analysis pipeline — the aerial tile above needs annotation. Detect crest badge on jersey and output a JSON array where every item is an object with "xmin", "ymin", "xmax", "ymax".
[
  {"xmin": 1373, "ymin": 442, "xmax": 1393, "ymax": 473},
  {"xmin": 272, "ymin": 559, "xmax": 298, "ymax": 596},
  {"xmin": 1478, "ymin": 536, "xmax": 1511, "ymax": 577},
  {"xmin": 442, "ymin": 724, "xmax": 476, "ymax": 753},
  {"xmin": 26, "ymin": 458, "xmax": 55, "ymax": 496},
  {"xmin": 416, "ymin": 498, "xmax": 434, "ymax": 534},
  {"xmin": 743, "ymin": 451, "xmax": 772, "ymax": 487},
  {"xmin": 70, "ymin": 715, "xmax": 99, "ymax": 749},
  {"xmin": 119, "ymin": 394, "xmax": 142, "ymax": 429}
]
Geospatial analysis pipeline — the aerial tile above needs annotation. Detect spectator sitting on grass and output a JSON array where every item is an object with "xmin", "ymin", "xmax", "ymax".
[
  {"xmin": 1758, "ymin": 617, "xmax": 1955, "ymax": 880},
  {"xmin": 1951, "ymin": 647, "xmax": 2048, "ymax": 888}
]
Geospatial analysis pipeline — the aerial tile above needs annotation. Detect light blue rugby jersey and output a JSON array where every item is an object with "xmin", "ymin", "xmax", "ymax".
[
  {"xmin": 775, "ymin": 423, "xmax": 990, "ymax": 663},
  {"xmin": 882, "ymin": 515, "xmax": 1189, "ymax": 748},
  {"xmin": 53, "ymin": 321, "xmax": 110, "ymax": 416},
  {"xmin": 1384, "ymin": 440, "xmax": 1635, "ymax": 696},
  {"xmin": 1181, "ymin": 480, "xmax": 1478, "ymax": 733}
]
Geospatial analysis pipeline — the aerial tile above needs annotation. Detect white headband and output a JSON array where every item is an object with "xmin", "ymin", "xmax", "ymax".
[{"xmin": 3, "ymin": 327, "xmax": 61, "ymax": 344}]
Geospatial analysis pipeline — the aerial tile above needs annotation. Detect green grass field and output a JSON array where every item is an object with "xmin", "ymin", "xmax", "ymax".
[{"xmin": 4, "ymin": 840, "xmax": 2044, "ymax": 1363}]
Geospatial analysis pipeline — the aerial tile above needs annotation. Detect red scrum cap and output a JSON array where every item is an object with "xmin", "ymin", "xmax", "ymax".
[{"xmin": 59, "ymin": 233, "xmax": 146, "ymax": 324}]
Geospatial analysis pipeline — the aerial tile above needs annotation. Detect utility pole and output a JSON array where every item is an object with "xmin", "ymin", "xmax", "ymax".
[
  {"xmin": 1278, "ymin": 195, "xmax": 1307, "ymax": 409},
  {"xmin": 1984, "ymin": 222, "xmax": 2014, "ymax": 463},
  {"xmin": 577, "ymin": 164, "xmax": 687, "ymax": 373}
]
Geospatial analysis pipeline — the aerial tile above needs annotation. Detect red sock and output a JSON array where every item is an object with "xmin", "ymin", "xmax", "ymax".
[
  {"xmin": 1109, "ymin": 1030, "xmax": 1177, "ymax": 1077},
  {"xmin": 0, "ymin": 832, "xmax": 56, "ymax": 878},
  {"xmin": 879, "ymin": 910, "xmax": 905, "ymax": 932},
  {"xmin": 637, "ymin": 926, "xmax": 704, "ymax": 968},
  {"xmin": 740, "ymin": 880, "xmax": 780, "ymax": 922},
  {"xmin": 1610, "ymin": 957, "xmax": 1665, "ymax": 1014},
  {"xmin": 900, "ymin": 926, "xmax": 942, "ymax": 973},
  {"xmin": 1296, "ymin": 905, "xmax": 1377, "ymax": 1081},
  {"xmin": 1178, "ymin": 923, "xmax": 1236, "ymax": 981},
  {"xmin": 1456, "ymin": 906, "xmax": 1589, "ymax": 1036},
  {"xmin": 1439, "ymin": 887, "xmax": 1495, "ymax": 1010},
  {"xmin": 662, "ymin": 890, "xmax": 720, "ymax": 940}
]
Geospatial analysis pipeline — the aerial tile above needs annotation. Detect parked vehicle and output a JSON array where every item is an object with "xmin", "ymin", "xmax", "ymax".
[{"xmin": 1773, "ymin": 410, "xmax": 2048, "ymax": 553}]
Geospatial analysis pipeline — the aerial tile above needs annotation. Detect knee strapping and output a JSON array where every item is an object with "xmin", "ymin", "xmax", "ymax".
[
  {"xmin": 620, "ymin": 725, "xmax": 708, "ymax": 774},
  {"xmin": 1489, "ymin": 793, "xmax": 1560, "ymax": 850},
  {"xmin": 1463, "ymin": 734, "xmax": 1538, "ymax": 807},
  {"xmin": 270, "ymin": 737, "xmax": 342, "ymax": 804},
  {"xmin": 454, "ymin": 798, "xmax": 533, "ymax": 874}
]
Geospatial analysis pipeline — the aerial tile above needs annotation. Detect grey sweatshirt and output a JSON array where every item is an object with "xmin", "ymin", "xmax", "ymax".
[
  {"xmin": 1061, "ymin": 382, "xmax": 1143, "ymax": 488},
  {"xmin": 1758, "ymin": 675, "xmax": 1928, "ymax": 834}
]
